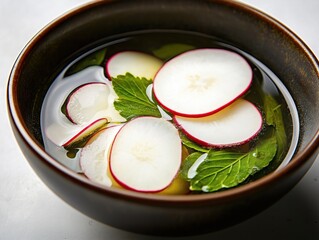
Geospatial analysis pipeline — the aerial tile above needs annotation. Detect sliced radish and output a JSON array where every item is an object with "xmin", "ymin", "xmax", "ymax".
[
  {"xmin": 62, "ymin": 118, "xmax": 108, "ymax": 148},
  {"xmin": 66, "ymin": 83, "xmax": 108, "ymax": 124},
  {"xmin": 110, "ymin": 117, "xmax": 182, "ymax": 192},
  {"xmin": 174, "ymin": 99, "xmax": 262, "ymax": 148},
  {"xmin": 106, "ymin": 51, "xmax": 163, "ymax": 80},
  {"xmin": 66, "ymin": 82, "xmax": 125, "ymax": 124},
  {"xmin": 153, "ymin": 48, "xmax": 253, "ymax": 117},
  {"xmin": 80, "ymin": 125, "xmax": 122, "ymax": 186}
]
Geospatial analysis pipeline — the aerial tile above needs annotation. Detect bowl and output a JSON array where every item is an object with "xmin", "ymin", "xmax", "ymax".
[{"xmin": 7, "ymin": 0, "xmax": 319, "ymax": 236}]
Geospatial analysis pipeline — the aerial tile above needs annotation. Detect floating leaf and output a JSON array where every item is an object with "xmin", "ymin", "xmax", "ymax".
[
  {"xmin": 112, "ymin": 73, "xmax": 161, "ymax": 120},
  {"xmin": 66, "ymin": 48, "xmax": 107, "ymax": 76},
  {"xmin": 153, "ymin": 43, "xmax": 195, "ymax": 61},
  {"xmin": 180, "ymin": 133, "xmax": 209, "ymax": 153},
  {"xmin": 187, "ymin": 128, "xmax": 277, "ymax": 192}
]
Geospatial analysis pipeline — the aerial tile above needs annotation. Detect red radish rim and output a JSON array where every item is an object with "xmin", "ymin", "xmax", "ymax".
[
  {"xmin": 109, "ymin": 116, "xmax": 182, "ymax": 193},
  {"xmin": 105, "ymin": 50, "xmax": 163, "ymax": 80},
  {"xmin": 173, "ymin": 100, "xmax": 263, "ymax": 148},
  {"xmin": 62, "ymin": 118, "xmax": 107, "ymax": 147},
  {"xmin": 153, "ymin": 48, "xmax": 253, "ymax": 118},
  {"xmin": 65, "ymin": 82, "xmax": 107, "ymax": 124}
]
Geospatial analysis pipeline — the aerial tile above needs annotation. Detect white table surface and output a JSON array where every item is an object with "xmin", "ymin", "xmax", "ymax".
[{"xmin": 1, "ymin": 0, "xmax": 319, "ymax": 239}]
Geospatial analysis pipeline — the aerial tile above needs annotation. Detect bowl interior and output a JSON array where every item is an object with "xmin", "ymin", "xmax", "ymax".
[{"xmin": 10, "ymin": 0, "xmax": 319, "ymax": 193}]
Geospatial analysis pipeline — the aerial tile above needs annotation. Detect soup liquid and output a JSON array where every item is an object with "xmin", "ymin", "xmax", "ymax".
[{"xmin": 41, "ymin": 30, "xmax": 299, "ymax": 185}]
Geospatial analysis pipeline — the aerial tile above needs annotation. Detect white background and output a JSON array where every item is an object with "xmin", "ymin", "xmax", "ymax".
[{"xmin": 1, "ymin": 0, "xmax": 319, "ymax": 239}]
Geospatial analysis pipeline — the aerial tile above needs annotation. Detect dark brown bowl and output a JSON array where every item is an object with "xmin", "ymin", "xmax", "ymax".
[{"xmin": 7, "ymin": 0, "xmax": 319, "ymax": 236}]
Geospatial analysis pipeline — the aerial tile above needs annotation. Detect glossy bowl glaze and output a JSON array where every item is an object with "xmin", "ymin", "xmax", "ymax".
[{"xmin": 7, "ymin": 0, "xmax": 319, "ymax": 236}]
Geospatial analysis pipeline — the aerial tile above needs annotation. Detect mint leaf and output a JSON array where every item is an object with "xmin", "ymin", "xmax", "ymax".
[
  {"xmin": 112, "ymin": 73, "xmax": 161, "ymax": 120},
  {"xmin": 153, "ymin": 43, "xmax": 195, "ymax": 61},
  {"xmin": 188, "ymin": 128, "xmax": 277, "ymax": 192},
  {"xmin": 263, "ymin": 94, "xmax": 287, "ymax": 163},
  {"xmin": 180, "ymin": 133, "xmax": 209, "ymax": 153},
  {"xmin": 66, "ymin": 48, "xmax": 107, "ymax": 76}
]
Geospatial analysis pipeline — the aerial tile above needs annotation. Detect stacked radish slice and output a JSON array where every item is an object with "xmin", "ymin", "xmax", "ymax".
[
  {"xmin": 153, "ymin": 49, "xmax": 253, "ymax": 117},
  {"xmin": 154, "ymin": 48, "xmax": 262, "ymax": 148},
  {"xmin": 61, "ymin": 48, "xmax": 263, "ymax": 193},
  {"xmin": 61, "ymin": 81, "xmax": 125, "ymax": 148},
  {"xmin": 174, "ymin": 99, "xmax": 262, "ymax": 148}
]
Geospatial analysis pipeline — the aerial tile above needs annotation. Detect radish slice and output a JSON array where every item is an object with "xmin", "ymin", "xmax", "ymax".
[
  {"xmin": 66, "ymin": 82, "xmax": 125, "ymax": 124},
  {"xmin": 110, "ymin": 117, "xmax": 182, "ymax": 192},
  {"xmin": 62, "ymin": 118, "xmax": 108, "ymax": 148},
  {"xmin": 174, "ymin": 99, "xmax": 262, "ymax": 148},
  {"xmin": 146, "ymin": 83, "xmax": 172, "ymax": 120},
  {"xmin": 153, "ymin": 48, "xmax": 253, "ymax": 117},
  {"xmin": 80, "ymin": 125, "xmax": 122, "ymax": 186},
  {"xmin": 106, "ymin": 51, "xmax": 163, "ymax": 80},
  {"xmin": 66, "ymin": 83, "xmax": 108, "ymax": 124}
]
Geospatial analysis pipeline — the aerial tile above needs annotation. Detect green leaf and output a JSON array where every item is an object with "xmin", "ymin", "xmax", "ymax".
[
  {"xmin": 112, "ymin": 73, "xmax": 161, "ymax": 120},
  {"xmin": 180, "ymin": 133, "xmax": 209, "ymax": 153},
  {"xmin": 66, "ymin": 48, "xmax": 107, "ymax": 76},
  {"xmin": 188, "ymin": 128, "xmax": 277, "ymax": 192},
  {"xmin": 153, "ymin": 43, "xmax": 195, "ymax": 61},
  {"xmin": 180, "ymin": 152, "xmax": 205, "ymax": 180},
  {"xmin": 263, "ymin": 94, "xmax": 287, "ymax": 162}
]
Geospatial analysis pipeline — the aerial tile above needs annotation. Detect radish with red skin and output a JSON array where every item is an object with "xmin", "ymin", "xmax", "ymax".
[
  {"xmin": 174, "ymin": 99, "xmax": 263, "ymax": 148},
  {"xmin": 109, "ymin": 117, "xmax": 182, "ymax": 193},
  {"xmin": 62, "ymin": 118, "xmax": 108, "ymax": 148},
  {"xmin": 106, "ymin": 51, "xmax": 163, "ymax": 80},
  {"xmin": 80, "ymin": 125, "xmax": 122, "ymax": 186},
  {"xmin": 153, "ymin": 48, "xmax": 253, "ymax": 117},
  {"xmin": 66, "ymin": 83, "xmax": 108, "ymax": 124},
  {"xmin": 66, "ymin": 82, "xmax": 125, "ymax": 124}
]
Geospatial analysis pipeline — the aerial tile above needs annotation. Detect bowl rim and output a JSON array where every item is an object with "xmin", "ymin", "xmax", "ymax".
[{"xmin": 7, "ymin": 0, "xmax": 319, "ymax": 205}]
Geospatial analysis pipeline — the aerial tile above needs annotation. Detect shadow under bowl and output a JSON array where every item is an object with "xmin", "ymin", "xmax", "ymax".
[{"xmin": 7, "ymin": 0, "xmax": 319, "ymax": 236}]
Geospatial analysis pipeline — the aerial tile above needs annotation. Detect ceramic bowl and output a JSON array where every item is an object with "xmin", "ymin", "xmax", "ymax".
[{"xmin": 7, "ymin": 0, "xmax": 319, "ymax": 236}]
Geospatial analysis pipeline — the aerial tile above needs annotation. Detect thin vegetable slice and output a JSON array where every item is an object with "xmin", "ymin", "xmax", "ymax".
[
  {"xmin": 109, "ymin": 117, "xmax": 182, "ymax": 192},
  {"xmin": 80, "ymin": 125, "xmax": 122, "ymax": 186},
  {"xmin": 174, "ymin": 99, "xmax": 262, "ymax": 148},
  {"xmin": 153, "ymin": 48, "xmax": 252, "ymax": 117},
  {"xmin": 106, "ymin": 51, "xmax": 163, "ymax": 80}
]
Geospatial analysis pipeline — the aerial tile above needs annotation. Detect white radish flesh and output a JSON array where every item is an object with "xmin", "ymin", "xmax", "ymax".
[
  {"xmin": 153, "ymin": 48, "xmax": 253, "ymax": 117},
  {"xmin": 62, "ymin": 118, "xmax": 107, "ymax": 148},
  {"xmin": 110, "ymin": 117, "xmax": 182, "ymax": 192},
  {"xmin": 106, "ymin": 51, "xmax": 163, "ymax": 80},
  {"xmin": 66, "ymin": 82, "xmax": 125, "ymax": 124},
  {"xmin": 174, "ymin": 99, "xmax": 262, "ymax": 148},
  {"xmin": 66, "ymin": 83, "xmax": 109, "ymax": 124},
  {"xmin": 80, "ymin": 125, "xmax": 122, "ymax": 186}
]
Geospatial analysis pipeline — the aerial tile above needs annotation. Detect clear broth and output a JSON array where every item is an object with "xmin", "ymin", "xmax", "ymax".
[{"xmin": 41, "ymin": 30, "xmax": 299, "ymax": 189}]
